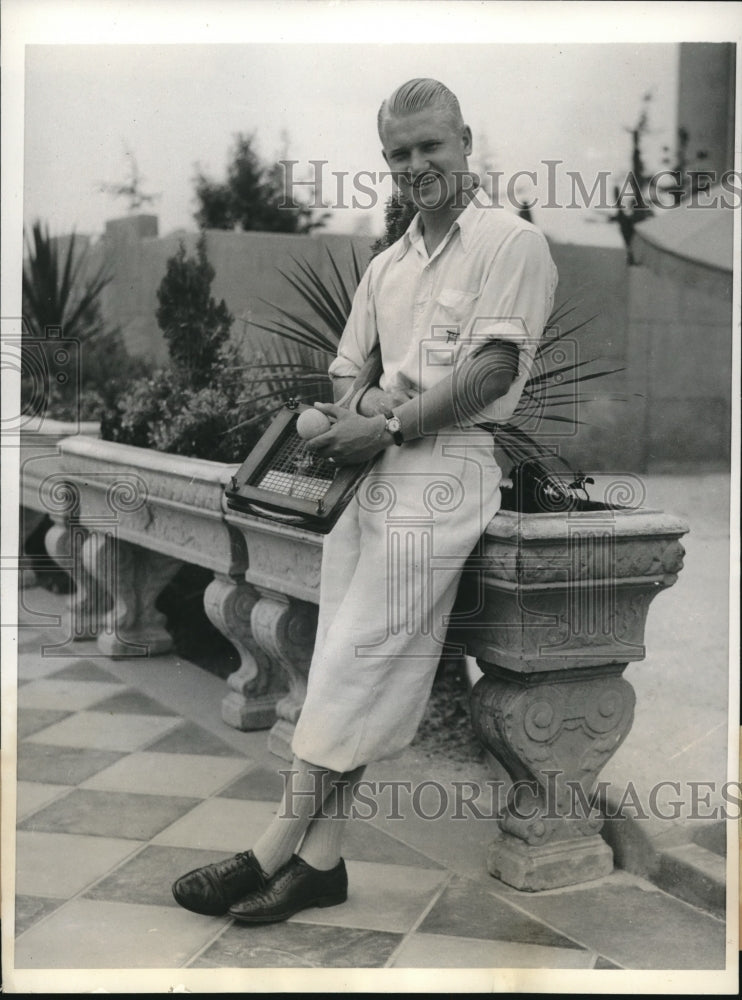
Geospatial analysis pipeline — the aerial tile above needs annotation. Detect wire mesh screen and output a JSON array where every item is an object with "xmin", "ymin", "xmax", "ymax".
[{"xmin": 256, "ymin": 432, "xmax": 337, "ymax": 501}]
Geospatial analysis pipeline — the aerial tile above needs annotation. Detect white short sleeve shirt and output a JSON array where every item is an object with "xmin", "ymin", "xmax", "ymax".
[{"xmin": 329, "ymin": 190, "xmax": 559, "ymax": 424}]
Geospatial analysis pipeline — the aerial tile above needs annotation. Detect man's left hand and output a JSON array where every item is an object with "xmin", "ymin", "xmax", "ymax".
[{"xmin": 305, "ymin": 404, "xmax": 389, "ymax": 465}]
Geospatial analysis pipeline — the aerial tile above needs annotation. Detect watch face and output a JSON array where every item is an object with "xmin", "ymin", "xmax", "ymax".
[{"xmin": 388, "ymin": 417, "xmax": 402, "ymax": 432}]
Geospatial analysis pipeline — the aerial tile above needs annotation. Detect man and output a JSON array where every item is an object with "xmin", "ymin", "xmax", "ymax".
[{"xmin": 172, "ymin": 78, "xmax": 557, "ymax": 923}]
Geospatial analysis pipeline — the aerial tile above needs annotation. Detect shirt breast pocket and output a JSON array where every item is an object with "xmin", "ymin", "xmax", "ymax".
[{"xmin": 436, "ymin": 288, "xmax": 478, "ymax": 326}]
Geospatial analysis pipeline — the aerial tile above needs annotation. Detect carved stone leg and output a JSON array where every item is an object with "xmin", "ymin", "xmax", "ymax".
[
  {"xmin": 470, "ymin": 661, "xmax": 635, "ymax": 890},
  {"xmin": 248, "ymin": 591, "xmax": 318, "ymax": 760},
  {"xmin": 203, "ymin": 574, "xmax": 288, "ymax": 731},
  {"xmin": 81, "ymin": 533, "xmax": 182, "ymax": 657},
  {"xmin": 44, "ymin": 520, "xmax": 110, "ymax": 640}
]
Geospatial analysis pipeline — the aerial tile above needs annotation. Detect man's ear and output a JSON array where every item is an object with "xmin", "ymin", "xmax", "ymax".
[{"xmin": 462, "ymin": 125, "xmax": 473, "ymax": 157}]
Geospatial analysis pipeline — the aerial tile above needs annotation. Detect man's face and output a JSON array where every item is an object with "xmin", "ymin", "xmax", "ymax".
[{"xmin": 381, "ymin": 106, "xmax": 473, "ymax": 213}]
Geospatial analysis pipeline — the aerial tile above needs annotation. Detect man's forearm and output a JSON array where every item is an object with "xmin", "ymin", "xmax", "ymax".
[
  {"xmin": 331, "ymin": 378, "xmax": 398, "ymax": 416},
  {"xmin": 331, "ymin": 376, "xmax": 355, "ymax": 404},
  {"xmin": 392, "ymin": 341, "xmax": 519, "ymax": 441}
]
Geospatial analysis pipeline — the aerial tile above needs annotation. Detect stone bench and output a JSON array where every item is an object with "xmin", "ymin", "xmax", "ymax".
[{"xmin": 26, "ymin": 432, "xmax": 688, "ymax": 891}]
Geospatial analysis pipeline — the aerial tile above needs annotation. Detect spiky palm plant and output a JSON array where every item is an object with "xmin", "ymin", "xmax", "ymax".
[
  {"xmin": 22, "ymin": 221, "xmax": 112, "ymax": 342},
  {"xmin": 231, "ymin": 243, "xmax": 626, "ymax": 468}
]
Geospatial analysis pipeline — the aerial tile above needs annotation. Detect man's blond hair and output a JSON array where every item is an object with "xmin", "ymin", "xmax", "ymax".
[{"xmin": 377, "ymin": 78, "xmax": 465, "ymax": 141}]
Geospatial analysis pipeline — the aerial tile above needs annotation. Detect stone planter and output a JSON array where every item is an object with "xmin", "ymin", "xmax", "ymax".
[
  {"xmin": 49, "ymin": 436, "xmax": 288, "ymax": 730},
  {"xmin": 449, "ymin": 503, "xmax": 689, "ymax": 890}
]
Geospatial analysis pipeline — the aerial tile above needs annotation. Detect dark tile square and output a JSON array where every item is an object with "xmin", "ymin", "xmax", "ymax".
[
  {"xmin": 45, "ymin": 660, "xmax": 123, "ymax": 684},
  {"xmin": 193, "ymin": 922, "xmax": 402, "ymax": 968},
  {"xmin": 517, "ymin": 882, "xmax": 727, "ymax": 970},
  {"xmin": 83, "ymin": 844, "xmax": 233, "ymax": 908},
  {"xmin": 147, "ymin": 721, "xmax": 241, "ymax": 757},
  {"xmin": 90, "ymin": 690, "xmax": 177, "ymax": 716},
  {"xmin": 343, "ymin": 821, "xmax": 444, "ymax": 869},
  {"xmin": 15, "ymin": 895, "xmax": 65, "ymax": 937},
  {"xmin": 419, "ymin": 875, "xmax": 585, "ymax": 950},
  {"xmin": 218, "ymin": 765, "xmax": 285, "ymax": 802},
  {"xmin": 17, "ymin": 708, "xmax": 73, "ymax": 740},
  {"xmin": 17, "ymin": 788, "xmax": 200, "ymax": 841},
  {"xmin": 17, "ymin": 743, "xmax": 126, "ymax": 785}
]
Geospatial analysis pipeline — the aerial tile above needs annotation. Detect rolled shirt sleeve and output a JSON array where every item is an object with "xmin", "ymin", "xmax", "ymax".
[
  {"xmin": 463, "ymin": 228, "xmax": 558, "ymax": 423},
  {"xmin": 328, "ymin": 263, "xmax": 378, "ymax": 380}
]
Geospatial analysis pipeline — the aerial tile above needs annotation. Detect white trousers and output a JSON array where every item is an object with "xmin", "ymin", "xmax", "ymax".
[{"xmin": 291, "ymin": 426, "xmax": 502, "ymax": 772}]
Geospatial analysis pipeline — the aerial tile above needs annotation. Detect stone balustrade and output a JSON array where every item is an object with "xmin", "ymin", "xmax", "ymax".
[{"xmin": 22, "ymin": 432, "xmax": 689, "ymax": 891}]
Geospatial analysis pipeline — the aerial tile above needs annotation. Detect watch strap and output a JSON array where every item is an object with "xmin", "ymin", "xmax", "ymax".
[{"xmin": 382, "ymin": 407, "xmax": 403, "ymax": 446}]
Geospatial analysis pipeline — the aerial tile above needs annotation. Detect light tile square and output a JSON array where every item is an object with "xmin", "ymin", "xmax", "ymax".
[
  {"xmin": 17, "ymin": 678, "xmax": 124, "ymax": 712},
  {"xmin": 14, "ymin": 898, "xmax": 224, "ymax": 969},
  {"xmin": 292, "ymin": 860, "xmax": 446, "ymax": 933},
  {"xmin": 16, "ymin": 780, "xmax": 71, "ymax": 820},
  {"xmin": 80, "ymin": 752, "xmax": 249, "ymax": 799},
  {"xmin": 26, "ymin": 711, "xmax": 181, "ymax": 751},
  {"xmin": 390, "ymin": 932, "xmax": 596, "ymax": 969},
  {"xmin": 16, "ymin": 650, "xmax": 74, "ymax": 682},
  {"xmin": 15, "ymin": 830, "xmax": 139, "ymax": 898},
  {"xmin": 151, "ymin": 797, "xmax": 279, "ymax": 852}
]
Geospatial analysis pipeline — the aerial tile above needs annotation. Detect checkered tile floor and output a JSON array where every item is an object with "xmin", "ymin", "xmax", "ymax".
[{"xmin": 10, "ymin": 586, "xmax": 728, "ymax": 972}]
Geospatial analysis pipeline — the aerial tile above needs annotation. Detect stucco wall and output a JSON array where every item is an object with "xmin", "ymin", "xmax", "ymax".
[{"xmin": 74, "ymin": 215, "xmax": 732, "ymax": 473}]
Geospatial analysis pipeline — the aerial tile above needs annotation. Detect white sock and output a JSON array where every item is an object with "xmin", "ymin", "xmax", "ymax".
[
  {"xmin": 251, "ymin": 756, "xmax": 341, "ymax": 877},
  {"xmin": 297, "ymin": 765, "xmax": 366, "ymax": 871}
]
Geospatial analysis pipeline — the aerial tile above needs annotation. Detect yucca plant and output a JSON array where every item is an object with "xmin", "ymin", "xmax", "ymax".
[
  {"xmin": 227, "ymin": 243, "xmax": 366, "ymax": 434},
  {"xmin": 230, "ymin": 242, "xmax": 627, "ymax": 468},
  {"xmin": 22, "ymin": 221, "xmax": 113, "ymax": 344},
  {"xmin": 21, "ymin": 220, "xmax": 149, "ymax": 421}
]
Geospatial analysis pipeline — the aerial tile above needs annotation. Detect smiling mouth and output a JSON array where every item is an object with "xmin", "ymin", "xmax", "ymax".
[{"xmin": 413, "ymin": 175, "xmax": 438, "ymax": 190}]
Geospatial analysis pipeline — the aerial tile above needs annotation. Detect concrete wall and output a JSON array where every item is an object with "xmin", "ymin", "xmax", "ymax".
[
  {"xmin": 92, "ymin": 215, "xmax": 374, "ymax": 367},
  {"xmin": 72, "ymin": 215, "xmax": 732, "ymax": 474},
  {"xmin": 625, "ymin": 255, "xmax": 733, "ymax": 473}
]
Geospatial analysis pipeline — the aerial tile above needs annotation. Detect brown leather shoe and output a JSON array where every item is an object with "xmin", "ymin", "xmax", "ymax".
[
  {"xmin": 228, "ymin": 855, "xmax": 347, "ymax": 924},
  {"xmin": 172, "ymin": 850, "xmax": 267, "ymax": 916}
]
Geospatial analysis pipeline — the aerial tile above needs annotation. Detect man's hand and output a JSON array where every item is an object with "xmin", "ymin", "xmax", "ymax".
[{"xmin": 305, "ymin": 404, "xmax": 391, "ymax": 465}]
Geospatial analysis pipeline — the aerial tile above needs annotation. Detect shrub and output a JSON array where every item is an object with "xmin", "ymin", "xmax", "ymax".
[{"xmin": 101, "ymin": 234, "xmax": 271, "ymax": 463}]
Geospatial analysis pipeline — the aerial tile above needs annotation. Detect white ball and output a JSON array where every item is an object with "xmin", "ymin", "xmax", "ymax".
[{"xmin": 296, "ymin": 407, "xmax": 332, "ymax": 440}]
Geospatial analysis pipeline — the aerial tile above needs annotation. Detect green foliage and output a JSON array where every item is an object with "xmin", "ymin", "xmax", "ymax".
[
  {"xmin": 193, "ymin": 132, "xmax": 329, "ymax": 234},
  {"xmin": 101, "ymin": 236, "xmax": 270, "ymax": 462},
  {"xmin": 370, "ymin": 193, "xmax": 417, "ymax": 258},
  {"xmin": 239, "ymin": 243, "xmax": 625, "ymax": 469},
  {"xmin": 227, "ymin": 243, "xmax": 369, "ymax": 436},
  {"xmin": 22, "ymin": 221, "xmax": 111, "ymax": 342},
  {"xmin": 22, "ymin": 219, "xmax": 149, "ymax": 422},
  {"xmin": 155, "ymin": 235, "xmax": 233, "ymax": 387}
]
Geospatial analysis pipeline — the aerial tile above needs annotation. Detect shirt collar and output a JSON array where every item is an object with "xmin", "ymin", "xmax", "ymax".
[{"xmin": 393, "ymin": 185, "xmax": 491, "ymax": 261}]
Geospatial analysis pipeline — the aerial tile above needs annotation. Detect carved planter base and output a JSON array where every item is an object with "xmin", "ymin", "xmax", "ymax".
[
  {"xmin": 487, "ymin": 830, "xmax": 613, "ymax": 891},
  {"xmin": 204, "ymin": 575, "xmax": 288, "ymax": 731},
  {"xmin": 460, "ymin": 505, "xmax": 688, "ymax": 891},
  {"xmin": 471, "ymin": 661, "xmax": 635, "ymax": 889}
]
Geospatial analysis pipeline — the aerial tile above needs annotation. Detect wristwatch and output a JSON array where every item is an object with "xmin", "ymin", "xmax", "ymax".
[{"xmin": 382, "ymin": 407, "xmax": 403, "ymax": 446}]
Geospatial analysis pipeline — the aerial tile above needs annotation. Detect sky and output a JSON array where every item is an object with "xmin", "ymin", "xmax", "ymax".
[
  {"xmin": 21, "ymin": 40, "xmax": 681, "ymax": 248},
  {"xmin": 5, "ymin": 0, "xmax": 740, "ymax": 257}
]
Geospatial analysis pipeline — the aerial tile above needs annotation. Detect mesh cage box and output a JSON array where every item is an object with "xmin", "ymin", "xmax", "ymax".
[{"xmin": 224, "ymin": 400, "xmax": 371, "ymax": 533}]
